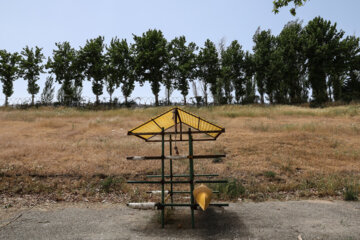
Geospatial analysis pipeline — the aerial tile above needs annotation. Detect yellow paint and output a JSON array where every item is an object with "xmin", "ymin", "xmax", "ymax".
[
  {"xmin": 193, "ymin": 184, "xmax": 213, "ymax": 211},
  {"xmin": 128, "ymin": 107, "xmax": 224, "ymax": 140}
]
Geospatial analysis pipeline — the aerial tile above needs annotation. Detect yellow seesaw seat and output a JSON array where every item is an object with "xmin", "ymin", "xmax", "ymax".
[{"xmin": 193, "ymin": 184, "xmax": 213, "ymax": 211}]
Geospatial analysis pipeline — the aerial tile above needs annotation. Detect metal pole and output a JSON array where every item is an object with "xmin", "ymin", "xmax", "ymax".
[
  {"xmin": 161, "ymin": 128, "xmax": 165, "ymax": 228},
  {"xmin": 169, "ymin": 134, "xmax": 173, "ymax": 209},
  {"xmin": 188, "ymin": 128, "xmax": 195, "ymax": 228}
]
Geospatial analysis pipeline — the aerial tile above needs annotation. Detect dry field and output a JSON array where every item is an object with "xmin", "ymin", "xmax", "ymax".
[{"xmin": 0, "ymin": 105, "xmax": 360, "ymax": 205}]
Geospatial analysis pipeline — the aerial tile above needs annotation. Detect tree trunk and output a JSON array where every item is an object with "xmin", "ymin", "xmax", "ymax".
[
  {"xmin": 167, "ymin": 88, "xmax": 170, "ymax": 106},
  {"xmin": 155, "ymin": 94, "xmax": 159, "ymax": 106},
  {"xmin": 183, "ymin": 95, "xmax": 186, "ymax": 105},
  {"xmin": 109, "ymin": 94, "xmax": 112, "ymax": 104},
  {"xmin": 96, "ymin": 95, "xmax": 99, "ymax": 105},
  {"xmin": 5, "ymin": 96, "xmax": 8, "ymax": 107},
  {"xmin": 260, "ymin": 93, "xmax": 264, "ymax": 104},
  {"xmin": 31, "ymin": 94, "xmax": 35, "ymax": 106},
  {"xmin": 125, "ymin": 96, "xmax": 128, "ymax": 106}
]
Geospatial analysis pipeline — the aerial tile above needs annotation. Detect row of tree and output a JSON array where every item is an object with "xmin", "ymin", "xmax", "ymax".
[{"xmin": 1, "ymin": 16, "xmax": 360, "ymax": 107}]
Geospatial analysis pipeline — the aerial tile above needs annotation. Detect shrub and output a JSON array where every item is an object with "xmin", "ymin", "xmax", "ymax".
[
  {"xmin": 344, "ymin": 185, "xmax": 359, "ymax": 201},
  {"xmin": 264, "ymin": 171, "xmax": 276, "ymax": 178}
]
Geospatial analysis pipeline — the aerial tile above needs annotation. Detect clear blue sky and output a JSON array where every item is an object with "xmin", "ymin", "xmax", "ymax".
[{"xmin": 1, "ymin": 0, "xmax": 360, "ymax": 103}]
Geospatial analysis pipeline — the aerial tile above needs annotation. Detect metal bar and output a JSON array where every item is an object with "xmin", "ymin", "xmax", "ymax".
[
  {"xmin": 188, "ymin": 128, "xmax": 195, "ymax": 228},
  {"xmin": 180, "ymin": 122, "xmax": 183, "ymax": 141},
  {"xmin": 169, "ymin": 134, "xmax": 173, "ymax": 209},
  {"xmin": 146, "ymin": 174, "xmax": 219, "ymax": 178},
  {"xmin": 162, "ymin": 203, "xmax": 229, "ymax": 207},
  {"xmin": 128, "ymin": 130, "xmax": 224, "ymax": 136},
  {"xmin": 146, "ymin": 191, "xmax": 220, "ymax": 194},
  {"xmin": 171, "ymin": 191, "xmax": 220, "ymax": 194},
  {"xmin": 161, "ymin": 128, "xmax": 165, "ymax": 228},
  {"xmin": 146, "ymin": 139, "xmax": 217, "ymax": 143},
  {"xmin": 127, "ymin": 154, "xmax": 226, "ymax": 161},
  {"xmin": 152, "ymin": 118, "xmax": 162, "ymax": 130},
  {"xmin": 128, "ymin": 180, "xmax": 228, "ymax": 184},
  {"xmin": 196, "ymin": 180, "xmax": 228, "ymax": 184}
]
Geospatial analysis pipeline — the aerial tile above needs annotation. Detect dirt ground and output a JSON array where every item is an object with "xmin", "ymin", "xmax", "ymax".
[
  {"xmin": 1, "ymin": 105, "xmax": 360, "ymax": 202},
  {"xmin": 1, "ymin": 200, "xmax": 359, "ymax": 240}
]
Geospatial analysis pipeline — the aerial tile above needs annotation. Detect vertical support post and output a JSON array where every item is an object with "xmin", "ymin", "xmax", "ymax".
[
  {"xmin": 161, "ymin": 128, "xmax": 165, "ymax": 228},
  {"xmin": 188, "ymin": 128, "xmax": 195, "ymax": 228},
  {"xmin": 169, "ymin": 134, "xmax": 174, "ymax": 209}
]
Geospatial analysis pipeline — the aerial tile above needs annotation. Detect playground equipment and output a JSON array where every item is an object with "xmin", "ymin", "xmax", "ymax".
[{"xmin": 126, "ymin": 107, "xmax": 228, "ymax": 228}]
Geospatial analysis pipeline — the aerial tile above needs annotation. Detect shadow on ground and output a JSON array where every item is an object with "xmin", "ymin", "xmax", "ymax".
[{"xmin": 138, "ymin": 206, "xmax": 251, "ymax": 239}]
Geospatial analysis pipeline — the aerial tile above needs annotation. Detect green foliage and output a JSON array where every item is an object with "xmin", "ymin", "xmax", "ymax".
[
  {"xmin": 41, "ymin": 76, "xmax": 55, "ymax": 104},
  {"xmin": 253, "ymin": 28, "xmax": 276, "ymax": 103},
  {"xmin": 79, "ymin": 36, "xmax": 106, "ymax": 104},
  {"xmin": 213, "ymin": 179, "xmax": 246, "ymax": 200},
  {"xmin": 100, "ymin": 176, "xmax": 126, "ymax": 193},
  {"xmin": 221, "ymin": 40, "xmax": 244, "ymax": 104},
  {"xmin": 132, "ymin": 29, "xmax": 168, "ymax": 106},
  {"xmin": 273, "ymin": 0, "xmax": 308, "ymax": 16},
  {"xmin": 0, "ymin": 50, "xmax": 21, "ymax": 106},
  {"xmin": 197, "ymin": 39, "xmax": 219, "ymax": 105},
  {"xmin": 106, "ymin": 38, "xmax": 135, "ymax": 104},
  {"xmin": 19, "ymin": 46, "xmax": 45, "ymax": 105},
  {"xmin": 46, "ymin": 42, "xmax": 83, "ymax": 105},
  {"xmin": 344, "ymin": 184, "xmax": 359, "ymax": 201},
  {"xmin": 277, "ymin": 20, "xmax": 307, "ymax": 104},
  {"xmin": 170, "ymin": 36, "xmax": 198, "ymax": 105},
  {"xmin": 264, "ymin": 171, "xmax": 276, "ymax": 178},
  {"xmin": 303, "ymin": 17, "xmax": 344, "ymax": 105}
]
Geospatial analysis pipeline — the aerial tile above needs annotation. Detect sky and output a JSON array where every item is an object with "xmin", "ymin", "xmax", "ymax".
[{"xmin": 1, "ymin": 0, "xmax": 360, "ymax": 104}]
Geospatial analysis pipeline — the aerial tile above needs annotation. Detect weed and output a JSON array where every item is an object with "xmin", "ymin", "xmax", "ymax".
[
  {"xmin": 100, "ymin": 176, "xmax": 126, "ymax": 193},
  {"xmin": 264, "ymin": 171, "xmax": 276, "ymax": 178},
  {"xmin": 280, "ymin": 159, "xmax": 293, "ymax": 174},
  {"xmin": 212, "ymin": 179, "xmax": 245, "ymax": 200},
  {"xmin": 344, "ymin": 185, "xmax": 359, "ymax": 201},
  {"xmin": 212, "ymin": 156, "xmax": 223, "ymax": 163}
]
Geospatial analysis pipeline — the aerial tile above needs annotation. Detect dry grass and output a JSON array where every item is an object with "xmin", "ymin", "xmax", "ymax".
[{"xmin": 0, "ymin": 105, "xmax": 360, "ymax": 202}]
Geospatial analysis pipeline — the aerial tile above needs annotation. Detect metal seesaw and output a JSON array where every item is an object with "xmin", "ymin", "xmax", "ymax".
[{"xmin": 126, "ymin": 107, "xmax": 228, "ymax": 228}]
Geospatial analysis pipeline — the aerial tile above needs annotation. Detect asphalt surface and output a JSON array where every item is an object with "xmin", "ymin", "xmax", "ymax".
[{"xmin": 1, "ymin": 200, "xmax": 359, "ymax": 240}]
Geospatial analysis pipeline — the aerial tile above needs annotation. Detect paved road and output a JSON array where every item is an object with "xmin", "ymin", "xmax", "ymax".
[{"xmin": 0, "ymin": 200, "xmax": 359, "ymax": 240}]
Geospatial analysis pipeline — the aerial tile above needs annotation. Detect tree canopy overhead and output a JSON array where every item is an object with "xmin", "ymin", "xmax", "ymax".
[{"xmin": 273, "ymin": 0, "xmax": 308, "ymax": 15}]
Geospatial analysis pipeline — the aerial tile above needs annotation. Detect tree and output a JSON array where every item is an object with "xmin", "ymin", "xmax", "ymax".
[
  {"xmin": 170, "ymin": 36, "xmax": 197, "ymax": 105},
  {"xmin": 46, "ymin": 42, "xmax": 83, "ymax": 105},
  {"xmin": 19, "ymin": 46, "xmax": 45, "ymax": 105},
  {"xmin": 106, "ymin": 37, "xmax": 135, "ymax": 105},
  {"xmin": 221, "ymin": 40, "xmax": 245, "ymax": 104},
  {"xmin": 0, "ymin": 50, "xmax": 20, "ymax": 106},
  {"xmin": 79, "ymin": 36, "xmax": 106, "ymax": 104},
  {"xmin": 303, "ymin": 17, "xmax": 344, "ymax": 105},
  {"xmin": 329, "ymin": 35, "xmax": 360, "ymax": 101},
  {"xmin": 342, "ymin": 70, "xmax": 360, "ymax": 102},
  {"xmin": 253, "ymin": 28, "xmax": 274, "ymax": 104},
  {"xmin": 242, "ymin": 52, "xmax": 256, "ymax": 104},
  {"xmin": 197, "ymin": 39, "xmax": 219, "ymax": 105},
  {"xmin": 162, "ymin": 41, "xmax": 175, "ymax": 105},
  {"xmin": 57, "ymin": 82, "xmax": 82, "ymax": 104},
  {"xmin": 41, "ymin": 75, "xmax": 55, "ymax": 104},
  {"xmin": 132, "ymin": 29, "xmax": 168, "ymax": 106},
  {"xmin": 273, "ymin": 0, "xmax": 308, "ymax": 16},
  {"xmin": 277, "ymin": 20, "xmax": 307, "ymax": 104}
]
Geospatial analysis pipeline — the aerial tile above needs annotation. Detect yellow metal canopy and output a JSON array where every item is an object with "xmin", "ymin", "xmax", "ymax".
[{"xmin": 128, "ymin": 107, "xmax": 224, "ymax": 141}]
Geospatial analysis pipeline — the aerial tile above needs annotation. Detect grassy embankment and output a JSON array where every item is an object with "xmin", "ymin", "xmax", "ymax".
[{"xmin": 0, "ymin": 105, "xmax": 359, "ymax": 205}]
